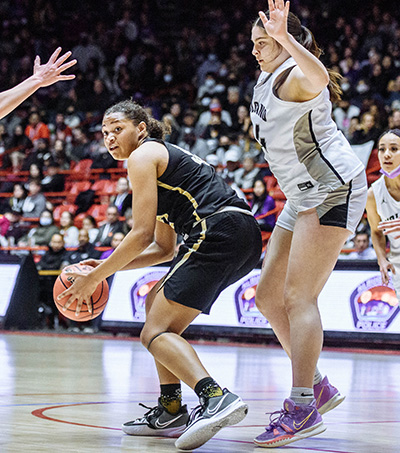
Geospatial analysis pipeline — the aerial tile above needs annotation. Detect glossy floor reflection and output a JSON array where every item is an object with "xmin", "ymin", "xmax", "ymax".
[{"xmin": 0, "ymin": 332, "xmax": 399, "ymax": 452}]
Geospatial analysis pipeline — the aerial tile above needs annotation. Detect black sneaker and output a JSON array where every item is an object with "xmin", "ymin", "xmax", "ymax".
[
  {"xmin": 122, "ymin": 399, "xmax": 189, "ymax": 438},
  {"xmin": 175, "ymin": 388, "xmax": 248, "ymax": 450}
]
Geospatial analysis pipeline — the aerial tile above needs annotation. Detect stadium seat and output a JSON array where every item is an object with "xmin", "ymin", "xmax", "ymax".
[
  {"xmin": 69, "ymin": 159, "xmax": 93, "ymax": 181},
  {"xmin": 91, "ymin": 179, "xmax": 117, "ymax": 195},
  {"xmin": 53, "ymin": 204, "xmax": 77, "ymax": 222},
  {"xmin": 87, "ymin": 204, "xmax": 108, "ymax": 219},
  {"xmin": 66, "ymin": 181, "xmax": 92, "ymax": 203}
]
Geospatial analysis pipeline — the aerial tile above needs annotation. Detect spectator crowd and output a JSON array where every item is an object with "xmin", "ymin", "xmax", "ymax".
[{"xmin": 0, "ymin": 0, "xmax": 398, "ymax": 324}]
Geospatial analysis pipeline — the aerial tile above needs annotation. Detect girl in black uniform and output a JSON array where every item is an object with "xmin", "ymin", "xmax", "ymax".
[{"xmin": 58, "ymin": 100, "xmax": 262, "ymax": 451}]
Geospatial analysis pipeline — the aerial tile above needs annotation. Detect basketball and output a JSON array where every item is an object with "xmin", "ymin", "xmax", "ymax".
[{"xmin": 53, "ymin": 263, "xmax": 109, "ymax": 321}]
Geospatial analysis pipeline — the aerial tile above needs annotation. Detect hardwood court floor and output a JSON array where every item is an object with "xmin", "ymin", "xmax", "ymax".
[{"xmin": 0, "ymin": 331, "xmax": 399, "ymax": 453}]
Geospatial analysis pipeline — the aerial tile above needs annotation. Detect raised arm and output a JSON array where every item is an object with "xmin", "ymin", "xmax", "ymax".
[
  {"xmin": 0, "ymin": 47, "xmax": 76, "ymax": 120},
  {"xmin": 259, "ymin": 0, "xmax": 329, "ymax": 100},
  {"xmin": 366, "ymin": 188, "xmax": 394, "ymax": 284}
]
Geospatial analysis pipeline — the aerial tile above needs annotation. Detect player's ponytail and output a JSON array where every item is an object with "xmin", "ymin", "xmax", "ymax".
[
  {"xmin": 104, "ymin": 100, "xmax": 170, "ymax": 140},
  {"xmin": 254, "ymin": 12, "xmax": 342, "ymax": 103}
]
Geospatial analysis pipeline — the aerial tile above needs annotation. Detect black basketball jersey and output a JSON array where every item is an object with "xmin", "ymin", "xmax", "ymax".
[{"xmin": 147, "ymin": 138, "xmax": 250, "ymax": 236}]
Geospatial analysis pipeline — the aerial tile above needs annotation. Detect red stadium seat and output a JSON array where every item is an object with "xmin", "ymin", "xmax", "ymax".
[
  {"xmin": 87, "ymin": 204, "xmax": 108, "ymax": 219},
  {"xmin": 66, "ymin": 181, "xmax": 92, "ymax": 203},
  {"xmin": 69, "ymin": 159, "xmax": 93, "ymax": 181},
  {"xmin": 53, "ymin": 204, "xmax": 77, "ymax": 222},
  {"xmin": 91, "ymin": 179, "xmax": 117, "ymax": 195}
]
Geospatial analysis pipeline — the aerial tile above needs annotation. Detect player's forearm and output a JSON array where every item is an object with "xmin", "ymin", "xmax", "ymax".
[
  {"xmin": 370, "ymin": 231, "xmax": 388, "ymax": 263},
  {"xmin": 279, "ymin": 34, "xmax": 329, "ymax": 91},
  {"xmin": 120, "ymin": 241, "xmax": 175, "ymax": 270},
  {"xmin": 0, "ymin": 75, "xmax": 42, "ymax": 120}
]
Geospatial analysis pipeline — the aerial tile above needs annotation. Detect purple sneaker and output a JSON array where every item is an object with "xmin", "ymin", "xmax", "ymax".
[
  {"xmin": 254, "ymin": 398, "xmax": 326, "ymax": 448},
  {"xmin": 314, "ymin": 376, "xmax": 345, "ymax": 415}
]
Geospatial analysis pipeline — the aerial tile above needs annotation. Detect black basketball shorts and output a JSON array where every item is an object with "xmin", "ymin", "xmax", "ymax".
[{"xmin": 159, "ymin": 211, "xmax": 262, "ymax": 314}]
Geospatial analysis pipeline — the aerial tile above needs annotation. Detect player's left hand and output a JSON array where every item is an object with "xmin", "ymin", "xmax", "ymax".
[{"xmin": 57, "ymin": 271, "xmax": 98, "ymax": 316}]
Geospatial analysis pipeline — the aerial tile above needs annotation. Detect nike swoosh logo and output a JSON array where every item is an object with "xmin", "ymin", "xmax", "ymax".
[
  {"xmin": 206, "ymin": 394, "xmax": 230, "ymax": 416},
  {"xmin": 154, "ymin": 413, "xmax": 183, "ymax": 429},
  {"xmin": 315, "ymin": 389, "xmax": 323, "ymax": 406},
  {"xmin": 293, "ymin": 409, "xmax": 315, "ymax": 430}
]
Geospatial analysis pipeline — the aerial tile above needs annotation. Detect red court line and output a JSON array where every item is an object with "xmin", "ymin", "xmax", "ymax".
[
  {"xmin": 32, "ymin": 402, "xmax": 354, "ymax": 453},
  {"xmin": 32, "ymin": 402, "xmax": 121, "ymax": 430}
]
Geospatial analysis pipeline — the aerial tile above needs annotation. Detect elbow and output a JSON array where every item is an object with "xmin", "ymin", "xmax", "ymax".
[{"xmin": 136, "ymin": 229, "xmax": 154, "ymax": 250}]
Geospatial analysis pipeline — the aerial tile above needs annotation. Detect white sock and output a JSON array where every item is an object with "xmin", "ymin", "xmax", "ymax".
[
  {"xmin": 290, "ymin": 387, "xmax": 314, "ymax": 405},
  {"xmin": 313, "ymin": 367, "xmax": 323, "ymax": 386}
]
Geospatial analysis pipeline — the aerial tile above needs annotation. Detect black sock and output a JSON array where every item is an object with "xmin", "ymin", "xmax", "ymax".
[
  {"xmin": 194, "ymin": 377, "xmax": 223, "ymax": 399},
  {"xmin": 160, "ymin": 383, "xmax": 182, "ymax": 415}
]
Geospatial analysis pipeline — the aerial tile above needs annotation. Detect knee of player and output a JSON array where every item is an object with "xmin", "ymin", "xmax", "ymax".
[
  {"xmin": 283, "ymin": 287, "xmax": 318, "ymax": 316},
  {"xmin": 139, "ymin": 326, "xmax": 153, "ymax": 348}
]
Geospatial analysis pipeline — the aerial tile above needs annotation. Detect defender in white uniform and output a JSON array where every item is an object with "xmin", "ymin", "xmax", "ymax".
[
  {"xmin": 251, "ymin": 57, "xmax": 364, "ymax": 213},
  {"xmin": 249, "ymin": 1, "xmax": 367, "ymax": 448},
  {"xmin": 367, "ymin": 130, "xmax": 400, "ymax": 294}
]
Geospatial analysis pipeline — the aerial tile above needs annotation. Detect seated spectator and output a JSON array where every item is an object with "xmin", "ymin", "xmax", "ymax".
[
  {"xmin": 36, "ymin": 233, "xmax": 68, "ymax": 271},
  {"xmin": 225, "ymin": 86, "xmax": 242, "ymax": 126},
  {"xmin": 59, "ymin": 210, "xmax": 79, "ymax": 247},
  {"xmin": 349, "ymin": 112, "xmax": 381, "ymax": 146},
  {"xmin": 0, "ymin": 209, "xmax": 30, "ymax": 246},
  {"xmin": 21, "ymin": 180, "xmax": 47, "ymax": 219},
  {"xmin": 19, "ymin": 209, "xmax": 59, "ymax": 246},
  {"xmin": 53, "ymin": 112, "xmax": 73, "ymax": 144},
  {"xmin": 88, "ymin": 124, "xmax": 118, "ymax": 170},
  {"xmin": 122, "ymin": 208, "xmax": 133, "ymax": 234},
  {"xmin": 3, "ymin": 183, "xmax": 27, "ymax": 214},
  {"xmin": 234, "ymin": 156, "xmax": 262, "ymax": 190},
  {"xmin": 232, "ymin": 104, "xmax": 252, "ymax": 136},
  {"xmin": 162, "ymin": 102, "xmax": 182, "ymax": 144},
  {"xmin": 110, "ymin": 177, "xmax": 132, "ymax": 217},
  {"xmin": 220, "ymin": 148, "xmax": 242, "ymax": 182},
  {"xmin": 62, "ymin": 228, "xmax": 102, "ymax": 266},
  {"xmin": 177, "ymin": 127, "xmax": 210, "ymax": 161},
  {"xmin": 41, "ymin": 161, "xmax": 65, "ymax": 193},
  {"xmin": 36, "ymin": 233, "xmax": 69, "ymax": 329},
  {"xmin": 94, "ymin": 205, "xmax": 124, "ymax": 247},
  {"xmin": 24, "ymin": 163, "xmax": 43, "ymax": 190},
  {"xmin": 100, "ymin": 231, "xmax": 126, "ymax": 259},
  {"xmin": 250, "ymin": 179, "xmax": 276, "ymax": 232},
  {"xmin": 82, "ymin": 215, "xmax": 99, "ymax": 243},
  {"xmin": 200, "ymin": 104, "xmax": 232, "ymax": 153},
  {"xmin": 339, "ymin": 231, "xmax": 377, "ymax": 260},
  {"xmin": 195, "ymin": 97, "xmax": 232, "ymax": 137},
  {"xmin": 2, "ymin": 124, "xmax": 33, "ymax": 171},
  {"xmin": 24, "ymin": 112, "xmax": 50, "ymax": 145}
]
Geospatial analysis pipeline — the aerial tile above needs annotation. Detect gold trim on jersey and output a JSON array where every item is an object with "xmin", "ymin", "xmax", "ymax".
[
  {"xmin": 158, "ymin": 218, "xmax": 207, "ymax": 292},
  {"xmin": 156, "ymin": 213, "xmax": 175, "ymax": 229},
  {"xmin": 157, "ymin": 180, "xmax": 201, "ymax": 222}
]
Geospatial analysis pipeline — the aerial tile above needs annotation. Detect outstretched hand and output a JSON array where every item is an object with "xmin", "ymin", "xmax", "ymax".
[
  {"xmin": 33, "ymin": 47, "xmax": 76, "ymax": 88},
  {"xmin": 259, "ymin": 0, "xmax": 290, "ymax": 42}
]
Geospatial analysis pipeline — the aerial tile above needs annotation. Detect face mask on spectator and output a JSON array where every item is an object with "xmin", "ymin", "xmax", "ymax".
[
  {"xmin": 40, "ymin": 217, "xmax": 52, "ymax": 226},
  {"xmin": 341, "ymin": 82, "xmax": 350, "ymax": 92},
  {"xmin": 356, "ymin": 83, "xmax": 369, "ymax": 94},
  {"xmin": 204, "ymin": 79, "xmax": 216, "ymax": 88},
  {"xmin": 164, "ymin": 74, "xmax": 173, "ymax": 83}
]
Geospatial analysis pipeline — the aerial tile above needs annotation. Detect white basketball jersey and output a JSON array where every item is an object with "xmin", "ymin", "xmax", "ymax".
[
  {"xmin": 371, "ymin": 175, "xmax": 400, "ymax": 265},
  {"xmin": 250, "ymin": 57, "xmax": 364, "ymax": 210}
]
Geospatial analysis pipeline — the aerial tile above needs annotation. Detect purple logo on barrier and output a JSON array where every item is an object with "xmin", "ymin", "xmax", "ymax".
[
  {"xmin": 234, "ymin": 272, "xmax": 269, "ymax": 327},
  {"xmin": 130, "ymin": 271, "xmax": 167, "ymax": 322},
  {"xmin": 349, "ymin": 275, "xmax": 399, "ymax": 331}
]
